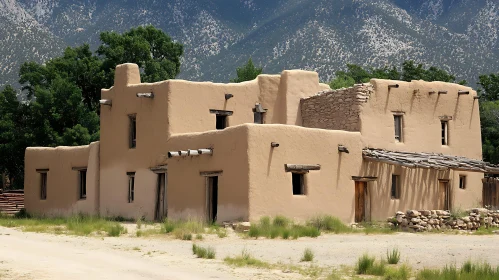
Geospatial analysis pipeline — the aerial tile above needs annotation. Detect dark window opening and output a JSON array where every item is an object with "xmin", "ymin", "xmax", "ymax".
[
  {"xmin": 129, "ymin": 115, "xmax": 136, "ymax": 148},
  {"xmin": 254, "ymin": 112, "xmax": 265, "ymax": 124},
  {"xmin": 79, "ymin": 169, "xmax": 87, "ymax": 199},
  {"xmin": 391, "ymin": 174, "xmax": 400, "ymax": 199},
  {"xmin": 40, "ymin": 172, "xmax": 47, "ymax": 200},
  {"xmin": 441, "ymin": 121, "xmax": 448, "ymax": 145},
  {"xmin": 216, "ymin": 115, "xmax": 227, "ymax": 130},
  {"xmin": 128, "ymin": 173, "xmax": 135, "ymax": 203},
  {"xmin": 459, "ymin": 176, "xmax": 466, "ymax": 189},
  {"xmin": 208, "ymin": 176, "xmax": 218, "ymax": 223},
  {"xmin": 292, "ymin": 173, "xmax": 305, "ymax": 195},
  {"xmin": 394, "ymin": 115, "xmax": 403, "ymax": 142}
]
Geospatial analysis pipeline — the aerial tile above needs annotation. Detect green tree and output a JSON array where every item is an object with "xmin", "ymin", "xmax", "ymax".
[
  {"xmin": 98, "ymin": 25, "xmax": 184, "ymax": 84},
  {"xmin": 230, "ymin": 58, "xmax": 263, "ymax": 83},
  {"xmin": 478, "ymin": 73, "xmax": 499, "ymax": 101},
  {"xmin": 480, "ymin": 101, "xmax": 499, "ymax": 164}
]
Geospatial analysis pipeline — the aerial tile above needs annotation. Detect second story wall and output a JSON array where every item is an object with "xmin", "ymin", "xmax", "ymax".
[{"xmin": 360, "ymin": 79, "xmax": 482, "ymax": 159}]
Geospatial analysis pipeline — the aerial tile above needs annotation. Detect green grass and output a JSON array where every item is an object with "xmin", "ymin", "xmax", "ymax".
[
  {"xmin": 224, "ymin": 249, "xmax": 272, "ymax": 269},
  {"xmin": 161, "ymin": 219, "xmax": 205, "ymax": 240},
  {"xmin": 474, "ymin": 227, "xmax": 496, "ymax": 235},
  {"xmin": 387, "ymin": 248, "xmax": 401, "ymax": 264},
  {"xmin": 301, "ymin": 248, "xmax": 314, "ymax": 262},
  {"xmin": 0, "ymin": 214, "xmax": 127, "ymax": 237},
  {"xmin": 192, "ymin": 244, "xmax": 216, "ymax": 259},
  {"xmin": 307, "ymin": 215, "xmax": 353, "ymax": 233},
  {"xmin": 355, "ymin": 253, "xmax": 386, "ymax": 276},
  {"xmin": 416, "ymin": 261, "xmax": 499, "ymax": 280},
  {"xmin": 384, "ymin": 265, "xmax": 411, "ymax": 280},
  {"xmin": 247, "ymin": 216, "xmax": 320, "ymax": 239}
]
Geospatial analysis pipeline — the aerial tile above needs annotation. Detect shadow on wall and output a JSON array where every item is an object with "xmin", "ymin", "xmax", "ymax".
[{"xmin": 360, "ymin": 161, "xmax": 451, "ymax": 219}]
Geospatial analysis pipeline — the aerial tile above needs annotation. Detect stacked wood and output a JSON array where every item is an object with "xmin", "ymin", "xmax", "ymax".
[
  {"xmin": 363, "ymin": 148, "xmax": 499, "ymax": 174},
  {"xmin": 0, "ymin": 191, "xmax": 24, "ymax": 216}
]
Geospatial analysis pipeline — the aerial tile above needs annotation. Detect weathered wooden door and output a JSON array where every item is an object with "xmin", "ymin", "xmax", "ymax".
[
  {"xmin": 439, "ymin": 181, "xmax": 450, "ymax": 210},
  {"xmin": 355, "ymin": 181, "xmax": 366, "ymax": 222},
  {"xmin": 155, "ymin": 173, "xmax": 167, "ymax": 221}
]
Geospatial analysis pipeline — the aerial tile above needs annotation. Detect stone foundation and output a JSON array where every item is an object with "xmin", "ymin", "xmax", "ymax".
[{"xmin": 387, "ymin": 208, "xmax": 499, "ymax": 232}]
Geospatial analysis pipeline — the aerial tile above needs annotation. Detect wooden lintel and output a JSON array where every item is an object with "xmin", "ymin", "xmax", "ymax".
[
  {"xmin": 352, "ymin": 176, "xmax": 377, "ymax": 182},
  {"xmin": 71, "ymin": 166, "xmax": 87, "ymax": 171},
  {"xmin": 150, "ymin": 165, "xmax": 168, "ymax": 173},
  {"xmin": 438, "ymin": 91, "xmax": 448, "ymax": 94},
  {"xmin": 36, "ymin": 168, "xmax": 49, "ymax": 173},
  {"xmin": 285, "ymin": 164, "xmax": 321, "ymax": 172},
  {"xmin": 200, "ymin": 171, "xmax": 223, "ymax": 177},
  {"xmin": 126, "ymin": 172, "xmax": 136, "ymax": 176},
  {"xmin": 136, "ymin": 92, "xmax": 154, "ymax": 98},
  {"xmin": 439, "ymin": 115, "xmax": 453, "ymax": 121},
  {"xmin": 458, "ymin": 90, "xmax": 470, "ymax": 95},
  {"xmin": 209, "ymin": 109, "xmax": 233, "ymax": 116}
]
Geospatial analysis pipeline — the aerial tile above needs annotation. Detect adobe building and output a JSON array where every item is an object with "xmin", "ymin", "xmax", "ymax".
[{"xmin": 24, "ymin": 63, "xmax": 499, "ymax": 223}]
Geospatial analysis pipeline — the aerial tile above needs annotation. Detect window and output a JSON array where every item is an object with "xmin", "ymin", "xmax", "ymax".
[
  {"xmin": 394, "ymin": 115, "xmax": 403, "ymax": 142},
  {"xmin": 216, "ymin": 115, "xmax": 227, "ymax": 130},
  {"xmin": 459, "ymin": 175, "xmax": 466, "ymax": 189},
  {"xmin": 129, "ymin": 115, "xmax": 136, "ymax": 148},
  {"xmin": 391, "ymin": 174, "xmax": 400, "ymax": 199},
  {"xmin": 128, "ymin": 173, "xmax": 135, "ymax": 203},
  {"xmin": 40, "ymin": 172, "xmax": 47, "ymax": 200},
  {"xmin": 79, "ymin": 169, "xmax": 87, "ymax": 199},
  {"xmin": 441, "ymin": 121, "xmax": 448, "ymax": 145},
  {"xmin": 292, "ymin": 173, "xmax": 305, "ymax": 195}
]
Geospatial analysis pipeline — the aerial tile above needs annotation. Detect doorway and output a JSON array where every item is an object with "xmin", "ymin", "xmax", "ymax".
[
  {"xmin": 355, "ymin": 181, "xmax": 369, "ymax": 222},
  {"xmin": 155, "ymin": 173, "xmax": 167, "ymax": 221},
  {"xmin": 206, "ymin": 176, "xmax": 218, "ymax": 223},
  {"xmin": 439, "ymin": 180, "xmax": 450, "ymax": 210}
]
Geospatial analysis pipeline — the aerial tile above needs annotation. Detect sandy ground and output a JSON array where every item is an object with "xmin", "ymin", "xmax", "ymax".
[{"xmin": 1, "ymin": 225, "xmax": 499, "ymax": 280}]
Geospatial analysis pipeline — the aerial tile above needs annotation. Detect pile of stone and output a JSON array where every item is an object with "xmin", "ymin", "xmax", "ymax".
[{"xmin": 387, "ymin": 208, "xmax": 499, "ymax": 232}]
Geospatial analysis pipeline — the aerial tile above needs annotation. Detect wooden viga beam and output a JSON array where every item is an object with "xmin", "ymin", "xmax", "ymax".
[{"xmin": 284, "ymin": 164, "xmax": 321, "ymax": 172}]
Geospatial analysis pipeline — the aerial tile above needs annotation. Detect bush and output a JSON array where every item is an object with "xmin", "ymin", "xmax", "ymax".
[
  {"xmin": 224, "ymin": 249, "xmax": 271, "ymax": 269},
  {"xmin": 163, "ymin": 219, "xmax": 205, "ymax": 240},
  {"xmin": 247, "ymin": 216, "xmax": 321, "ymax": 239},
  {"xmin": 107, "ymin": 224, "xmax": 126, "ymax": 237},
  {"xmin": 301, "ymin": 248, "xmax": 314, "ymax": 262},
  {"xmin": 416, "ymin": 261, "xmax": 499, "ymax": 280},
  {"xmin": 356, "ymin": 254, "xmax": 375, "ymax": 274},
  {"xmin": 384, "ymin": 265, "xmax": 411, "ymax": 280},
  {"xmin": 307, "ymin": 215, "xmax": 352, "ymax": 233},
  {"xmin": 387, "ymin": 248, "xmax": 400, "ymax": 264},
  {"xmin": 192, "ymin": 244, "xmax": 216, "ymax": 259}
]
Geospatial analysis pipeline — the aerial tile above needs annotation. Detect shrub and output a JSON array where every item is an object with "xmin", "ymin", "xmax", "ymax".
[
  {"xmin": 224, "ymin": 249, "xmax": 271, "ymax": 269},
  {"xmin": 192, "ymin": 244, "xmax": 216, "ymax": 259},
  {"xmin": 216, "ymin": 229, "xmax": 227, "ymax": 238},
  {"xmin": 14, "ymin": 208, "xmax": 31, "ymax": 219},
  {"xmin": 247, "ymin": 216, "xmax": 320, "ymax": 239},
  {"xmin": 356, "ymin": 254, "xmax": 375, "ymax": 274},
  {"xmin": 273, "ymin": 215, "xmax": 290, "ymax": 227},
  {"xmin": 163, "ymin": 219, "xmax": 205, "ymax": 240},
  {"xmin": 301, "ymin": 248, "xmax": 314, "ymax": 262},
  {"xmin": 307, "ymin": 215, "xmax": 352, "ymax": 233},
  {"xmin": 387, "ymin": 248, "xmax": 400, "ymax": 264},
  {"xmin": 107, "ymin": 224, "xmax": 126, "ymax": 237},
  {"xmin": 416, "ymin": 261, "xmax": 499, "ymax": 280}
]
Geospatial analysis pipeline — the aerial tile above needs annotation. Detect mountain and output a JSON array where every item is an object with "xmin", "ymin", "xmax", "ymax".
[{"xmin": 1, "ymin": 0, "xmax": 498, "ymax": 88}]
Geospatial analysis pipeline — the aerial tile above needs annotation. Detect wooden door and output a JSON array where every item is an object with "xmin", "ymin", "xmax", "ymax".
[
  {"xmin": 439, "ymin": 181, "xmax": 450, "ymax": 210},
  {"xmin": 155, "ymin": 173, "xmax": 167, "ymax": 221},
  {"xmin": 355, "ymin": 181, "xmax": 366, "ymax": 222}
]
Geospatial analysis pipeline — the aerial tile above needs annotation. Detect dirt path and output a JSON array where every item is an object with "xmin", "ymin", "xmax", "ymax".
[{"xmin": 1, "ymin": 226, "xmax": 499, "ymax": 279}]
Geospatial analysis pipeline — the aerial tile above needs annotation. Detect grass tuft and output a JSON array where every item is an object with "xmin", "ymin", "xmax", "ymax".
[
  {"xmin": 161, "ymin": 218, "xmax": 205, "ymax": 240},
  {"xmin": 387, "ymin": 248, "xmax": 401, "ymax": 264},
  {"xmin": 192, "ymin": 244, "xmax": 216, "ymax": 259},
  {"xmin": 301, "ymin": 248, "xmax": 314, "ymax": 262},
  {"xmin": 384, "ymin": 264, "xmax": 411, "ymax": 280},
  {"xmin": 224, "ymin": 249, "xmax": 271, "ymax": 269},
  {"xmin": 416, "ymin": 261, "xmax": 499, "ymax": 280},
  {"xmin": 307, "ymin": 215, "xmax": 353, "ymax": 233},
  {"xmin": 247, "ymin": 216, "xmax": 320, "ymax": 239},
  {"xmin": 356, "ymin": 254, "xmax": 376, "ymax": 274}
]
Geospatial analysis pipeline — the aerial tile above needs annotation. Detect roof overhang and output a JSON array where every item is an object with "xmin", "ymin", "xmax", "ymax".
[{"xmin": 363, "ymin": 148, "xmax": 499, "ymax": 174}]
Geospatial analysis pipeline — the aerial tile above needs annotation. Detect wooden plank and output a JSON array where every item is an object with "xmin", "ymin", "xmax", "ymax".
[
  {"xmin": 36, "ymin": 169, "xmax": 49, "ymax": 173},
  {"xmin": 209, "ymin": 109, "xmax": 233, "ymax": 116},
  {"xmin": 200, "ymin": 171, "xmax": 223, "ymax": 177},
  {"xmin": 285, "ymin": 164, "xmax": 321, "ymax": 172}
]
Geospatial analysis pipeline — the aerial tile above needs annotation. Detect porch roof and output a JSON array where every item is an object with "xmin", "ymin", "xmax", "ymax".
[{"xmin": 362, "ymin": 148, "xmax": 499, "ymax": 174}]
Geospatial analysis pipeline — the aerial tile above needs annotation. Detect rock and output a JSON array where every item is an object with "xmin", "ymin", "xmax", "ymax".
[
  {"xmin": 396, "ymin": 216, "xmax": 403, "ymax": 223},
  {"xmin": 420, "ymin": 210, "xmax": 431, "ymax": 216},
  {"xmin": 411, "ymin": 218, "xmax": 421, "ymax": 223},
  {"xmin": 407, "ymin": 210, "xmax": 420, "ymax": 217},
  {"xmin": 420, "ymin": 221, "xmax": 428, "ymax": 227},
  {"xmin": 462, "ymin": 217, "xmax": 471, "ymax": 223},
  {"xmin": 396, "ymin": 211, "xmax": 405, "ymax": 216},
  {"xmin": 235, "ymin": 222, "xmax": 251, "ymax": 231},
  {"xmin": 401, "ymin": 219, "xmax": 409, "ymax": 227}
]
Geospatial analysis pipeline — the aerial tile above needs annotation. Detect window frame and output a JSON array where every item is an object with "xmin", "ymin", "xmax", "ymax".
[
  {"xmin": 459, "ymin": 175, "xmax": 466, "ymax": 189},
  {"xmin": 393, "ymin": 114, "xmax": 404, "ymax": 143},
  {"xmin": 129, "ymin": 114, "xmax": 137, "ymax": 149},
  {"xmin": 79, "ymin": 169, "xmax": 87, "ymax": 200},
  {"xmin": 292, "ymin": 172, "xmax": 306, "ymax": 196},
  {"xmin": 391, "ymin": 174, "xmax": 401, "ymax": 199},
  {"xmin": 40, "ymin": 172, "xmax": 47, "ymax": 200},
  {"xmin": 128, "ymin": 172, "xmax": 135, "ymax": 203},
  {"xmin": 441, "ymin": 120, "xmax": 449, "ymax": 146}
]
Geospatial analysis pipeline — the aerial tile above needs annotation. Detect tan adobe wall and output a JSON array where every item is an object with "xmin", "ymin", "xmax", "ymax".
[
  {"xmin": 359, "ymin": 162, "xmax": 482, "ymax": 220},
  {"xmin": 160, "ymin": 125, "xmax": 250, "ymax": 222},
  {"xmin": 24, "ymin": 142, "xmax": 100, "ymax": 216},
  {"xmin": 360, "ymin": 79, "xmax": 482, "ymax": 159},
  {"xmin": 301, "ymin": 84, "xmax": 374, "ymax": 131},
  {"xmin": 246, "ymin": 124, "xmax": 363, "ymax": 223}
]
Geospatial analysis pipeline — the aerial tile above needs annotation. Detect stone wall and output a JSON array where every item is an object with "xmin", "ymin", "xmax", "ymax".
[
  {"xmin": 300, "ymin": 84, "xmax": 373, "ymax": 131},
  {"xmin": 387, "ymin": 208, "xmax": 499, "ymax": 232}
]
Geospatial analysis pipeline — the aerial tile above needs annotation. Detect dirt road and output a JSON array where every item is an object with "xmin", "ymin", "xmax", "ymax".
[{"xmin": 1, "ymin": 226, "xmax": 499, "ymax": 279}]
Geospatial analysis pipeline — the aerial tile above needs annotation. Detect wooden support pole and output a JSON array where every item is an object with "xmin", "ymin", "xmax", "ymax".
[
  {"xmin": 458, "ymin": 90, "xmax": 470, "ymax": 95},
  {"xmin": 188, "ymin": 149, "xmax": 200, "ymax": 156},
  {"xmin": 388, "ymin": 84, "xmax": 399, "ymax": 89},
  {"xmin": 438, "ymin": 91, "xmax": 448, "ymax": 94},
  {"xmin": 99, "ymin": 99, "xmax": 112, "ymax": 106},
  {"xmin": 168, "ymin": 151, "xmax": 181, "ymax": 158},
  {"xmin": 198, "ymin": 149, "xmax": 213, "ymax": 155},
  {"xmin": 136, "ymin": 92, "xmax": 154, "ymax": 98}
]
